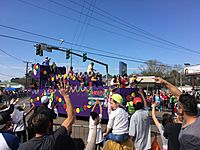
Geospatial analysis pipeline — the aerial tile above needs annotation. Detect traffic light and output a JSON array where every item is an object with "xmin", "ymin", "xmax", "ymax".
[
  {"xmin": 36, "ymin": 44, "xmax": 43, "ymax": 56},
  {"xmin": 83, "ymin": 53, "xmax": 87, "ymax": 62},
  {"xmin": 66, "ymin": 50, "xmax": 70, "ymax": 59}
]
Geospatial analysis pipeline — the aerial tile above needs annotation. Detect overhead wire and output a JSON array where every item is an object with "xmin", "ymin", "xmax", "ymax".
[
  {"xmin": 71, "ymin": 0, "xmax": 86, "ymax": 46},
  {"xmin": 79, "ymin": 0, "xmax": 97, "ymax": 43},
  {"xmin": 77, "ymin": 0, "xmax": 200, "ymax": 54},
  {"xmin": 17, "ymin": 0, "xmax": 200, "ymax": 55},
  {"xmin": 0, "ymin": 33, "xmax": 172, "ymax": 68},
  {"xmin": 0, "ymin": 24, "xmax": 149, "ymax": 61},
  {"xmin": 47, "ymin": 0, "xmax": 181, "ymax": 48},
  {"xmin": 48, "ymin": 0, "xmax": 200, "ymax": 54},
  {"xmin": 72, "ymin": 0, "xmax": 92, "ymax": 45},
  {"xmin": 0, "ymin": 48, "xmax": 27, "ymax": 62}
]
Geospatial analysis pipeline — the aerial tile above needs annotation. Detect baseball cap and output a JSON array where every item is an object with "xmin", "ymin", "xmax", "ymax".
[
  {"xmin": 111, "ymin": 94, "xmax": 123, "ymax": 105},
  {"xmin": 41, "ymin": 96, "xmax": 49, "ymax": 104},
  {"xmin": 0, "ymin": 112, "xmax": 11, "ymax": 130},
  {"xmin": 133, "ymin": 97, "xmax": 143, "ymax": 105}
]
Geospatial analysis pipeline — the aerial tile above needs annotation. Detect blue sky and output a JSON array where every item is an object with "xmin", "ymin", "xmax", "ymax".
[{"xmin": 0, "ymin": 0, "xmax": 200, "ymax": 81}]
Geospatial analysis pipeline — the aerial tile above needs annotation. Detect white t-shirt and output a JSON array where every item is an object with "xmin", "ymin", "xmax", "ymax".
[
  {"xmin": 87, "ymin": 114, "xmax": 103, "ymax": 144},
  {"xmin": 0, "ymin": 133, "xmax": 11, "ymax": 150},
  {"xmin": 11, "ymin": 109, "xmax": 25, "ymax": 132},
  {"xmin": 107, "ymin": 107, "xmax": 129, "ymax": 135},
  {"xmin": 129, "ymin": 108, "xmax": 151, "ymax": 150}
]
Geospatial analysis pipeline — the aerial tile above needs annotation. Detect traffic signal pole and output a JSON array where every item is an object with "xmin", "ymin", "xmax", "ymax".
[{"xmin": 34, "ymin": 43, "xmax": 109, "ymax": 85}]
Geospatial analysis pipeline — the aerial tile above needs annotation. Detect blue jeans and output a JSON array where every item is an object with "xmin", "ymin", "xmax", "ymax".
[{"xmin": 105, "ymin": 133, "xmax": 129, "ymax": 143}]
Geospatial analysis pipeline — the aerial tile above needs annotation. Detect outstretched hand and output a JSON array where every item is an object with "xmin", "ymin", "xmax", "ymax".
[
  {"xmin": 152, "ymin": 103, "xmax": 158, "ymax": 108},
  {"xmin": 155, "ymin": 77, "xmax": 165, "ymax": 84},
  {"xmin": 57, "ymin": 81, "xmax": 69, "ymax": 96},
  {"xmin": 10, "ymin": 98, "xmax": 19, "ymax": 105}
]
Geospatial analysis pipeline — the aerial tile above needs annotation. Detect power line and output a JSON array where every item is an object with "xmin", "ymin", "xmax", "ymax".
[
  {"xmin": 71, "ymin": 0, "xmax": 86, "ymax": 45},
  {"xmin": 16, "ymin": 0, "xmax": 200, "ymax": 55},
  {"xmin": 0, "ymin": 25, "xmax": 148, "ymax": 61},
  {"xmin": 74, "ymin": 0, "xmax": 200, "ymax": 54},
  {"xmin": 0, "ymin": 33, "xmax": 174, "ymax": 68},
  {"xmin": 51, "ymin": 0, "xmax": 200, "ymax": 54},
  {"xmin": 47, "ymin": 0, "xmax": 180, "ymax": 48},
  {"xmin": 0, "ymin": 48, "xmax": 28, "ymax": 62},
  {"xmin": 78, "ymin": 0, "xmax": 97, "ymax": 44}
]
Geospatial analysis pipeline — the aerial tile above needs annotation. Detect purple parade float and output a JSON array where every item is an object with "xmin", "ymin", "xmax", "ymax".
[{"xmin": 30, "ymin": 64, "xmax": 139, "ymax": 120}]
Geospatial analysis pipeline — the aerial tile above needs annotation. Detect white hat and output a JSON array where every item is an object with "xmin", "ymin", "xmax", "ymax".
[{"xmin": 41, "ymin": 96, "xmax": 49, "ymax": 104}]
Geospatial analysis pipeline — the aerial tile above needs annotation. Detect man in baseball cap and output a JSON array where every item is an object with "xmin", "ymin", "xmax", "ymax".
[{"xmin": 129, "ymin": 89, "xmax": 151, "ymax": 150}]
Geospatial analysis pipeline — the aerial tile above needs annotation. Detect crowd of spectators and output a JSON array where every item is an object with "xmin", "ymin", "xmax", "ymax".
[
  {"xmin": 0, "ymin": 90, "xmax": 28, "ymax": 104},
  {"xmin": 1, "ymin": 70, "xmax": 200, "ymax": 150}
]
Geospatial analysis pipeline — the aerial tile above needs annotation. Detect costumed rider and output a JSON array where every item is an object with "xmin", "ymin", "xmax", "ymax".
[{"xmin": 42, "ymin": 56, "xmax": 51, "ymax": 66}]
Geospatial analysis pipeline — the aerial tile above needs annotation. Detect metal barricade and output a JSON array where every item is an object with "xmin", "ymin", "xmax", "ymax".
[{"xmin": 53, "ymin": 123, "xmax": 89, "ymax": 144}]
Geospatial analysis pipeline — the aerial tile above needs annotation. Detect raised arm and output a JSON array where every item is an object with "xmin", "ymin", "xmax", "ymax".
[
  {"xmin": 85, "ymin": 118, "xmax": 99, "ymax": 150},
  {"xmin": 91, "ymin": 102, "xmax": 97, "ymax": 112},
  {"xmin": 58, "ymin": 82, "xmax": 75, "ymax": 129},
  {"xmin": 155, "ymin": 77, "xmax": 182, "ymax": 97},
  {"xmin": 151, "ymin": 103, "xmax": 161, "ymax": 128}
]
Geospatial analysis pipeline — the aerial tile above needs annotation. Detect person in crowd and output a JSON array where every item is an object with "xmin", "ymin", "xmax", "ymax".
[
  {"xmin": 130, "ymin": 74, "xmax": 143, "ymax": 88},
  {"xmin": 154, "ymin": 90, "xmax": 163, "ymax": 112},
  {"xmin": 155, "ymin": 77, "xmax": 200, "ymax": 150},
  {"xmin": 164, "ymin": 114, "xmax": 183, "ymax": 150},
  {"xmin": 169, "ymin": 94, "xmax": 176, "ymax": 116},
  {"xmin": 110, "ymin": 75, "xmax": 118, "ymax": 87},
  {"xmin": 42, "ymin": 56, "xmax": 51, "ymax": 66},
  {"xmin": 36, "ymin": 96, "xmax": 57, "ymax": 131},
  {"xmin": 121, "ymin": 74, "xmax": 129, "ymax": 88},
  {"xmin": 116, "ymin": 74, "xmax": 121, "ymax": 88},
  {"xmin": 87, "ymin": 62, "xmax": 96, "ymax": 74},
  {"xmin": 87, "ymin": 100, "xmax": 103, "ymax": 150},
  {"xmin": 50, "ymin": 62, "xmax": 57, "ymax": 74},
  {"xmin": 129, "ymin": 88, "xmax": 151, "ymax": 150},
  {"xmin": 11, "ymin": 103, "xmax": 35, "ymax": 143},
  {"xmin": 152, "ymin": 103, "xmax": 173, "ymax": 150},
  {"xmin": 68, "ymin": 66, "xmax": 74, "ymax": 75},
  {"xmin": 146, "ymin": 93, "xmax": 153, "ymax": 109},
  {"xmin": 19, "ymin": 81, "xmax": 76, "ymax": 150},
  {"xmin": 27, "ymin": 96, "xmax": 57, "ymax": 140},
  {"xmin": 0, "ymin": 111, "xmax": 19, "ymax": 150},
  {"xmin": 91, "ymin": 73, "xmax": 98, "ymax": 87},
  {"xmin": 0, "ymin": 98, "xmax": 16, "ymax": 113},
  {"xmin": 103, "ymin": 93, "xmax": 129, "ymax": 143}
]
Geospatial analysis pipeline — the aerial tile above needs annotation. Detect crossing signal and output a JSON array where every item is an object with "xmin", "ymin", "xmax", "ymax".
[
  {"xmin": 83, "ymin": 53, "xmax": 87, "ymax": 62},
  {"xmin": 66, "ymin": 50, "xmax": 70, "ymax": 59},
  {"xmin": 36, "ymin": 44, "xmax": 43, "ymax": 56}
]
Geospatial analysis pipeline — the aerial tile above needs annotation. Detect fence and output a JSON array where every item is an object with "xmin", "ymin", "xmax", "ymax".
[{"xmin": 53, "ymin": 123, "xmax": 89, "ymax": 143}]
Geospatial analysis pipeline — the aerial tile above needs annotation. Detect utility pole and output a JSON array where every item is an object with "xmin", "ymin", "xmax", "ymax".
[{"xmin": 24, "ymin": 61, "xmax": 32, "ymax": 89}]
